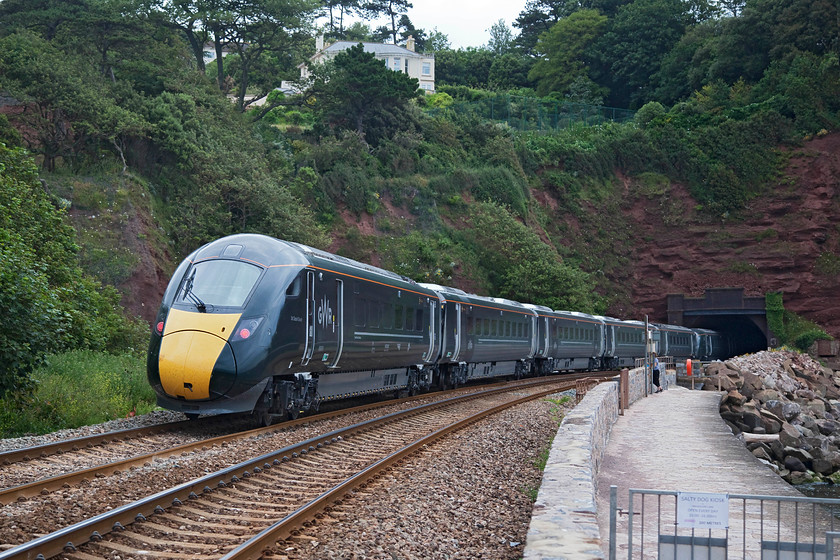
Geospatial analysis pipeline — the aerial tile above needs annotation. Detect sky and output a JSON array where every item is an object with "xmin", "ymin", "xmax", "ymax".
[
  {"xmin": 327, "ymin": 1, "xmax": 528, "ymax": 50},
  {"xmin": 402, "ymin": 0, "xmax": 527, "ymax": 49}
]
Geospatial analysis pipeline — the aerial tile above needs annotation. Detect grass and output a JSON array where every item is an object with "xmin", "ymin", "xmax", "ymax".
[
  {"xmin": 520, "ymin": 394, "xmax": 576, "ymax": 503},
  {"xmin": 0, "ymin": 350, "xmax": 156, "ymax": 438}
]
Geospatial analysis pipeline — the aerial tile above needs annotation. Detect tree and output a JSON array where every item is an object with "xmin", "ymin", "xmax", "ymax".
[
  {"xmin": 467, "ymin": 202, "xmax": 604, "ymax": 313},
  {"xmin": 396, "ymin": 14, "xmax": 426, "ymax": 51},
  {"xmin": 528, "ymin": 9, "xmax": 607, "ymax": 96},
  {"xmin": 592, "ymin": 0, "xmax": 715, "ymax": 107},
  {"xmin": 362, "ymin": 0, "xmax": 412, "ymax": 44},
  {"xmin": 323, "ymin": 0, "xmax": 363, "ymax": 37},
  {"xmin": 148, "ymin": 0, "xmax": 319, "ymax": 104},
  {"xmin": 0, "ymin": 30, "xmax": 149, "ymax": 171},
  {"xmin": 0, "ymin": 144, "xmax": 147, "ymax": 398},
  {"xmin": 209, "ymin": 0, "xmax": 320, "ymax": 110},
  {"xmin": 513, "ymin": 0, "xmax": 577, "ymax": 55},
  {"xmin": 488, "ymin": 53, "xmax": 534, "ymax": 90},
  {"xmin": 309, "ymin": 43, "xmax": 420, "ymax": 142},
  {"xmin": 426, "ymin": 27, "xmax": 450, "ymax": 51},
  {"xmin": 487, "ymin": 19, "xmax": 513, "ymax": 56},
  {"xmin": 343, "ymin": 21, "xmax": 374, "ymax": 40},
  {"xmin": 434, "ymin": 47, "xmax": 494, "ymax": 88}
]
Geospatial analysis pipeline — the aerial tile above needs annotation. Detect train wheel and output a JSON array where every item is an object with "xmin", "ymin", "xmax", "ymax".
[
  {"xmin": 259, "ymin": 411, "xmax": 279, "ymax": 427},
  {"xmin": 287, "ymin": 407, "xmax": 300, "ymax": 421}
]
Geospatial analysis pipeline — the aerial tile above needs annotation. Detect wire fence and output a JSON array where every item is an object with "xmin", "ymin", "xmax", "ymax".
[{"xmin": 427, "ymin": 95, "xmax": 636, "ymax": 132}]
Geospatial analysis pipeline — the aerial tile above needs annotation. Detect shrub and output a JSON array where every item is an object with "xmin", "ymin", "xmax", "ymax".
[{"xmin": 0, "ymin": 350, "xmax": 154, "ymax": 437}]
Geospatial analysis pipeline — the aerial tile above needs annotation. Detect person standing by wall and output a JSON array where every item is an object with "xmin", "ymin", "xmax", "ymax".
[{"xmin": 652, "ymin": 352, "xmax": 663, "ymax": 393}]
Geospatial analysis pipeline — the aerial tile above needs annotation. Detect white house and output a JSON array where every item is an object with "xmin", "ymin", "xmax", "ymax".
[{"xmin": 298, "ymin": 36, "xmax": 435, "ymax": 93}]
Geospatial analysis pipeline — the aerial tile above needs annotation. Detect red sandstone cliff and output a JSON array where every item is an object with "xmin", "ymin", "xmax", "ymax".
[{"xmin": 626, "ymin": 133, "xmax": 840, "ymax": 338}]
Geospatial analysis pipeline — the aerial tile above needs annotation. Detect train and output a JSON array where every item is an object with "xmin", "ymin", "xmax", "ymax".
[{"xmin": 147, "ymin": 234, "xmax": 730, "ymax": 424}]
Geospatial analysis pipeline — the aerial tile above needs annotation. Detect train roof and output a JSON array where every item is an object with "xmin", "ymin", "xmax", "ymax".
[
  {"xmin": 652, "ymin": 322, "xmax": 695, "ymax": 332},
  {"xmin": 289, "ymin": 241, "xmax": 421, "ymax": 286},
  {"xmin": 417, "ymin": 283, "xmax": 469, "ymax": 296}
]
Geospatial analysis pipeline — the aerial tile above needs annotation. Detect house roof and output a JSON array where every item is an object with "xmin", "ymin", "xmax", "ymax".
[{"xmin": 321, "ymin": 41, "xmax": 428, "ymax": 58}]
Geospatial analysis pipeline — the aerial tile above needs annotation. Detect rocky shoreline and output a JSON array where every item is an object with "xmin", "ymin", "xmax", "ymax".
[{"xmin": 703, "ymin": 350, "xmax": 840, "ymax": 485}]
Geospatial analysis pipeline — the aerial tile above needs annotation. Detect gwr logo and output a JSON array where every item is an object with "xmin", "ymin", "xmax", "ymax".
[{"xmin": 317, "ymin": 295, "xmax": 335, "ymax": 332}]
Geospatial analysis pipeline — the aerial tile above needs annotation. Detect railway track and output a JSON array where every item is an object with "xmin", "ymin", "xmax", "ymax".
[
  {"xmin": 0, "ymin": 376, "xmax": 598, "ymax": 560},
  {"xmin": 0, "ymin": 375, "xmax": 603, "ymax": 507}
]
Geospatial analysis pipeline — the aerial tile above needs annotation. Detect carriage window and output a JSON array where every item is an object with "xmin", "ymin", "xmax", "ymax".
[
  {"xmin": 354, "ymin": 299, "xmax": 366, "ymax": 327},
  {"xmin": 286, "ymin": 276, "xmax": 301, "ymax": 297},
  {"xmin": 491, "ymin": 320, "xmax": 497, "ymax": 336},
  {"xmin": 506, "ymin": 321, "xmax": 511, "ymax": 337},
  {"xmin": 415, "ymin": 308, "xmax": 423, "ymax": 331},
  {"xmin": 483, "ymin": 318, "xmax": 490, "ymax": 335},
  {"xmin": 382, "ymin": 303, "xmax": 393, "ymax": 329},
  {"xmin": 368, "ymin": 302, "xmax": 381, "ymax": 328},
  {"xmin": 394, "ymin": 305, "xmax": 404, "ymax": 330}
]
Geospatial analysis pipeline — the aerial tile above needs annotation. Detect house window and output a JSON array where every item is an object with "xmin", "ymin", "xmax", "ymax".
[
  {"xmin": 422, "ymin": 62, "xmax": 431, "ymax": 75},
  {"xmin": 393, "ymin": 57, "xmax": 401, "ymax": 71}
]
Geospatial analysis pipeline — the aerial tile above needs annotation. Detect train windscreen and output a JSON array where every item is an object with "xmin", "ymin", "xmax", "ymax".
[{"xmin": 179, "ymin": 260, "xmax": 262, "ymax": 309}]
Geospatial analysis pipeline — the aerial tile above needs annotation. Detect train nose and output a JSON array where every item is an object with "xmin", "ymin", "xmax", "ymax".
[{"xmin": 158, "ymin": 309, "xmax": 241, "ymax": 400}]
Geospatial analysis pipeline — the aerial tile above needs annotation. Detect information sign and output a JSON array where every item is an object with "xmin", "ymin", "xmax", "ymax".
[{"xmin": 676, "ymin": 492, "xmax": 729, "ymax": 529}]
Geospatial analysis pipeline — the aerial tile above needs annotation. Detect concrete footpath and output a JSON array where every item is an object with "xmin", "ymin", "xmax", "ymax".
[
  {"xmin": 524, "ymin": 379, "xmax": 838, "ymax": 559},
  {"xmin": 595, "ymin": 386, "xmax": 812, "ymax": 559}
]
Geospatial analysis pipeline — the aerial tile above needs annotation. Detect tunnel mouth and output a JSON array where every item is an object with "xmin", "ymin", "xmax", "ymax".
[{"xmin": 684, "ymin": 315, "xmax": 767, "ymax": 357}]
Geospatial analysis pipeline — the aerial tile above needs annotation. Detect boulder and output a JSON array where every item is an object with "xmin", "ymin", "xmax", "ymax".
[
  {"xmin": 779, "ymin": 422, "xmax": 804, "ymax": 448},
  {"xmin": 703, "ymin": 373, "xmax": 736, "ymax": 392},
  {"xmin": 813, "ymin": 457, "xmax": 836, "ymax": 475},
  {"xmin": 768, "ymin": 439, "xmax": 786, "ymax": 461},
  {"xmin": 753, "ymin": 389, "xmax": 781, "ymax": 403},
  {"xmin": 765, "ymin": 400, "xmax": 801, "ymax": 422},
  {"xmin": 742, "ymin": 370, "xmax": 764, "ymax": 393},
  {"xmin": 784, "ymin": 455, "xmax": 807, "ymax": 473},
  {"xmin": 815, "ymin": 419, "xmax": 838, "ymax": 436},
  {"xmin": 802, "ymin": 398, "xmax": 828, "ymax": 417},
  {"xmin": 721, "ymin": 390, "xmax": 747, "ymax": 408},
  {"xmin": 741, "ymin": 403, "xmax": 764, "ymax": 432},
  {"xmin": 752, "ymin": 446, "xmax": 773, "ymax": 462},
  {"xmin": 783, "ymin": 447, "xmax": 814, "ymax": 468},
  {"xmin": 758, "ymin": 411, "xmax": 782, "ymax": 434}
]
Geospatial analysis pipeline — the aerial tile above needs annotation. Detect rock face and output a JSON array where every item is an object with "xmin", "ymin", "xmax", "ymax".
[
  {"xmin": 706, "ymin": 350, "xmax": 840, "ymax": 484},
  {"xmin": 624, "ymin": 132, "xmax": 840, "ymax": 340}
]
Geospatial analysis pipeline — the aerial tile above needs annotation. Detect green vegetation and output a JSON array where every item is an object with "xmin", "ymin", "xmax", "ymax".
[
  {"xmin": 766, "ymin": 293, "xmax": 830, "ymax": 353},
  {"xmin": 0, "ymin": 351, "xmax": 154, "ymax": 437},
  {"xmin": 1, "ymin": 0, "xmax": 838, "ymax": 435}
]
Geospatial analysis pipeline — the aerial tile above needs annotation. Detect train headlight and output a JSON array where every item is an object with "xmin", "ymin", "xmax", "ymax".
[{"xmin": 232, "ymin": 317, "xmax": 265, "ymax": 342}]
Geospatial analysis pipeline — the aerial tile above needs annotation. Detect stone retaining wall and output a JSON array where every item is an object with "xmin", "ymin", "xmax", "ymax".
[{"xmin": 524, "ymin": 368, "xmax": 649, "ymax": 559}]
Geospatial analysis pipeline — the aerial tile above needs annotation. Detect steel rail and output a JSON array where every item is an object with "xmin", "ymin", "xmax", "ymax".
[
  {"xmin": 0, "ymin": 419, "xmax": 198, "ymax": 466},
  {"xmin": 0, "ymin": 375, "xmax": 600, "ymax": 505},
  {"xmin": 221, "ymin": 384, "xmax": 571, "ymax": 560},
  {"xmin": 0, "ymin": 377, "xmax": 589, "ymax": 560}
]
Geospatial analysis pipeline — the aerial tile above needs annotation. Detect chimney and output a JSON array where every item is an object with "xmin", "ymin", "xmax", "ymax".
[
  {"xmin": 316, "ymin": 34, "xmax": 324, "ymax": 52},
  {"xmin": 405, "ymin": 35, "xmax": 415, "ymax": 52}
]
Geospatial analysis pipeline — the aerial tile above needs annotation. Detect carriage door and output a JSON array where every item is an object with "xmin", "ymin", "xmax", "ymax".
[
  {"xmin": 542, "ymin": 316, "xmax": 550, "ymax": 357},
  {"xmin": 302, "ymin": 271, "xmax": 343, "ymax": 368},
  {"xmin": 450, "ymin": 303, "xmax": 462, "ymax": 361},
  {"xmin": 530, "ymin": 315, "xmax": 538, "ymax": 357}
]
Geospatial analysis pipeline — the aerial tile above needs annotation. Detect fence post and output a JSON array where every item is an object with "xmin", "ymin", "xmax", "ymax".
[
  {"xmin": 620, "ymin": 369, "xmax": 629, "ymax": 414},
  {"xmin": 610, "ymin": 485, "xmax": 618, "ymax": 560}
]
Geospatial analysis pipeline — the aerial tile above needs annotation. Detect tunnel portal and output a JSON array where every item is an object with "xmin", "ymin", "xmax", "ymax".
[{"xmin": 667, "ymin": 288, "xmax": 771, "ymax": 357}]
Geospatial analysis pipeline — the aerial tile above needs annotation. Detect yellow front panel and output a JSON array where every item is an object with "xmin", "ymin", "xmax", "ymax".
[{"xmin": 159, "ymin": 309, "xmax": 242, "ymax": 400}]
